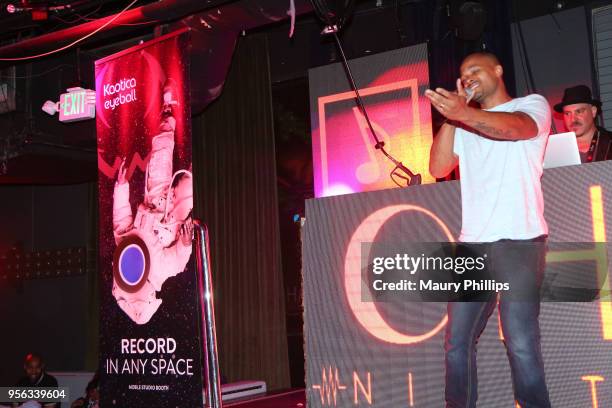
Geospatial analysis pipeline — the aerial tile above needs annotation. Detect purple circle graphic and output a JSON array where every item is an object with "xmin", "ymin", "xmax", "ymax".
[{"xmin": 119, "ymin": 244, "xmax": 146, "ymax": 286}]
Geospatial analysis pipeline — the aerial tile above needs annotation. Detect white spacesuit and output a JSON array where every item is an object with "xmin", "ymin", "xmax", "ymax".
[{"xmin": 111, "ymin": 83, "xmax": 193, "ymax": 325}]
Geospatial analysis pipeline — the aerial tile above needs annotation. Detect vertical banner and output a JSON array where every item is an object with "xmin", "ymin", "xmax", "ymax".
[{"xmin": 95, "ymin": 29, "xmax": 204, "ymax": 407}]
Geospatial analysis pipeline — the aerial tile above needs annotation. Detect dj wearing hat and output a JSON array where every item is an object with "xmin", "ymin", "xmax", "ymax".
[{"xmin": 555, "ymin": 85, "xmax": 612, "ymax": 162}]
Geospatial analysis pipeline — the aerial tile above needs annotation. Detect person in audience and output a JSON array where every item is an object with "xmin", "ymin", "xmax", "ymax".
[
  {"xmin": 555, "ymin": 84, "xmax": 612, "ymax": 162},
  {"xmin": 13, "ymin": 353, "xmax": 59, "ymax": 408},
  {"xmin": 70, "ymin": 372, "xmax": 99, "ymax": 408}
]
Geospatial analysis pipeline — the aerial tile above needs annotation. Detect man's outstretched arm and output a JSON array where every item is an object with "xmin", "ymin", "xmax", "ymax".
[
  {"xmin": 429, "ymin": 122, "xmax": 458, "ymax": 178},
  {"xmin": 461, "ymin": 109, "xmax": 538, "ymax": 141}
]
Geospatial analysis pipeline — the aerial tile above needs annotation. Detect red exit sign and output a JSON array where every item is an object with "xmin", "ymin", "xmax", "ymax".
[{"xmin": 59, "ymin": 87, "xmax": 96, "ymax": 123}]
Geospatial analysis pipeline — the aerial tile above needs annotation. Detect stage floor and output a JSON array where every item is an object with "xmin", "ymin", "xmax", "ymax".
[{"xmin": 225, "ymin": 389, "xmax": 305, "ymax": 407}]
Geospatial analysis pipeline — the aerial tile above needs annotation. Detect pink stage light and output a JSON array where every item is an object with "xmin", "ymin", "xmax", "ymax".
[{"xmin": 322, "ymin": 183, "xmax": 354, "ymax": 197}]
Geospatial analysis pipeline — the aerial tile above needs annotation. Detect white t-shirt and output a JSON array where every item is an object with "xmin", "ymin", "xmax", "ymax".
[{"xmin": 453, "ymin": 94, "xmax": 551, "ymax": 242}]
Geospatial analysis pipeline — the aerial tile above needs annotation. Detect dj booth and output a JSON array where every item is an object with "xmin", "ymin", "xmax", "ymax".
[{"xmin": 302, "ymin": 160, "xmax": 612, "ymax": 407}]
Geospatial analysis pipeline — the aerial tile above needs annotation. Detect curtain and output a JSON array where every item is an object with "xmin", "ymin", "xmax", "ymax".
[
  {"xmin": 192, "ymin": 33, "xmax": 290, "ymax": 391},
  {"xmin": 86, "ymin": 182, "xmax": 99, "ymax": 371}
]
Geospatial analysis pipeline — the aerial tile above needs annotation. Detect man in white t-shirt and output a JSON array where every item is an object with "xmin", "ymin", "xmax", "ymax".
[{"xmin": 426, "ymin": 52, "xmax": 552, "ymax": 408}]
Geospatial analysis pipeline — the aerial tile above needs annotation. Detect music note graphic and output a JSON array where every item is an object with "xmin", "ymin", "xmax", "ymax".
[
  {"xmin": 352, "ymin": 106, "xmax": 392, "ymax": 185},
  {"xmin": 316, "ymin": 79, "xmax": 421, "ymax": 196}
]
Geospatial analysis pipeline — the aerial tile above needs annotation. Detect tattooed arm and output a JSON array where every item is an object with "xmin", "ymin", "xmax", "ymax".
[
  {"xmin": 425, "ymin": 84, "xmax": 543, "ymax": 142},
  {"xmin": 461, "ymin": 109, "xmax": 539, "ymax": 141}
]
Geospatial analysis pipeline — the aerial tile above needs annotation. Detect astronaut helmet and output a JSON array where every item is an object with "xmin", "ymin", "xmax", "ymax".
[{"xmin": 112, "ymin": 235, "xmax": 162, "ymax": 325}]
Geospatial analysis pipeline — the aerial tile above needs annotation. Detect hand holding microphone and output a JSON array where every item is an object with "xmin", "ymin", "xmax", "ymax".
[{"xmin": 425, "ymin": 78, "xmax": 479, "ymax": 123}]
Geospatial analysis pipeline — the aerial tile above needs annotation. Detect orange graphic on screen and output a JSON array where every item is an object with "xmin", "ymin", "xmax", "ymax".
[
  {"xmin": 308, "ymin": 367, "xmax": 606, "ymax": 407},
  {"xmin": 590, "ymin": 186, "xmax": 612, "ymax": 339},
  {"xmin": 353, "ymin": 371, "xmax": 372, "ymax": 405},
  {"xmin": 345, "ymin": 185, "xmax": 610, "ymax": 344},
  {"xmin": 311, "ymin": 366, "xmax": 347, "ymax": 406},
  {"xmin": 314, "ymin": 78, "xmax": 434, "ymax": 197},
  {"xmin": 408, "ymin": 372, "xmax": 414, "ymax": 407},
  {"xmin": 344, "ymin": 204, "xmax": 452, "ymax": 345},
  {"xmin": 582, "ymin": 375, "xmax": 604, "ymax": 408},
  {"xmin": 545, "ymin": 185, "xmax": 611, "ymax": 340},
  {"xmin": 310, "ymin": 368, "xmax": 374, "ymax": 406},
  {"xmin": 351, "ymin": 106, "xmax": 392, "ymax": 185}
]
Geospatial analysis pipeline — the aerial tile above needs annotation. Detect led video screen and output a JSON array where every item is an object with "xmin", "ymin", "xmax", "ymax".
[
  {"xmin": 303, "ymin": 161, "xmax": 612, "ymax": 407},
  {"xmin": 309, "ymin": 44, "xmax": 435, "ymax": 198}
]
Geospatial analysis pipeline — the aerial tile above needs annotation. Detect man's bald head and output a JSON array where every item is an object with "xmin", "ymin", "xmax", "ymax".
[
  {"xmin": 459, "ymin": 52, "xmax": 507, "ymax": 107},
  {"xmin": 23, "ymin": 353, "xmax": 44, "ymax": 383},
  {"xmin": 462, "ymin": 52, "xmax": 501, "ymax": 67}
]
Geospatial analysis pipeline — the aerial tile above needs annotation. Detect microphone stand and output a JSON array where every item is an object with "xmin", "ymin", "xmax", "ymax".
[{"xmin": 323, "ymin": 25, "xmax": 422, "ymax": 187}]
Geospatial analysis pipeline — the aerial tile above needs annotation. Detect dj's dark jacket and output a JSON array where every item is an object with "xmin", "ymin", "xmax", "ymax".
[{"xmin": 594, "ymin": 126, "xmax": 612, "ymax": 162}]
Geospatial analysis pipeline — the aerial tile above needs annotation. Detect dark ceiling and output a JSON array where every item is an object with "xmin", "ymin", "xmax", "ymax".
[
  {"xmin": 0, "ymin": 0, "xmax": 156, "ymax": 43},
  {"xmin": 0, "ymin": 0, "xmax": 592, "ymax": 47},
  {"xmin": 0, "ymin": 0, "xmax": 602, "ymax": 184}
]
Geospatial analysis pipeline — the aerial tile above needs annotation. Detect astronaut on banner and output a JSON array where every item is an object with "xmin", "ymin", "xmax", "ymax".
[{"xmin": 111, "ymin": 80, "xmax": 194, "ymax": 325}]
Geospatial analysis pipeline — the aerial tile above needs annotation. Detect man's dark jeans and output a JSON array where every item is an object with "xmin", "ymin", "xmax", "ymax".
[{"xmin": 445, "ymin": 236, "xmax": 551, "ymax": 408}]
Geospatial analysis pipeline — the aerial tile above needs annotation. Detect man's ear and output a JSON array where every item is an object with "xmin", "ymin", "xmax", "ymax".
[
  {"xmin": 591, "ymin": 105, "xmax": 598, "ymax": 119},
  {"xmin": 495, "ymin": 65, "xmax": 503, "ymax": 77}
]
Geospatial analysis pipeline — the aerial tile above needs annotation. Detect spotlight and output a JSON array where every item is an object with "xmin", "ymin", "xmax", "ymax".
[
  {"xmin": 42, "ymin": 100, "xmax": 59, "ymax": 115},
  {"xmin": 555, "ymin": 1, "xmax": 566, "ymax": 11}
]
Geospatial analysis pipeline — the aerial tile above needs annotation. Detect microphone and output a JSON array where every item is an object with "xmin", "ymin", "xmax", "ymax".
[
  {"xmin": 465, "ymin": 87, "xmax": 474, "ymax": 100},
  {"xmin": 465, "ymin": 83, "xmax": 478, "ymax": 103}
]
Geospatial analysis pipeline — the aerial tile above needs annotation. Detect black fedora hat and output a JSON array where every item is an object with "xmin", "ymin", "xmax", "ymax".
[{"xmin": 554, "ymin": 85, "xmax": 602, "ymax": 112}]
